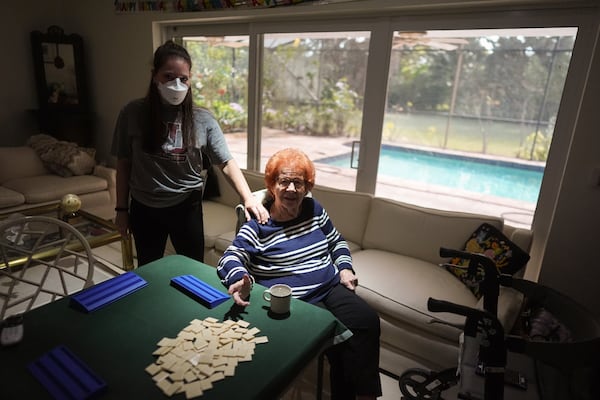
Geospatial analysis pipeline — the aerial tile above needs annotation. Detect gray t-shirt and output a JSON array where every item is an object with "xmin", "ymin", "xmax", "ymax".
[{"xmin": 111, "ymin": 98, "xmax": 232, "ymax": 208}]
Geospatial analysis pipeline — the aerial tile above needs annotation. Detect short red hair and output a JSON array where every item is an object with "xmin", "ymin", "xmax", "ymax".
[{"xmin": 264, "ymin": 148, "xmax": 315, "ymax": 192}]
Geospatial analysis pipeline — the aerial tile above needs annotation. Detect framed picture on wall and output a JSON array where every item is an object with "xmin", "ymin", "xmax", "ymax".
[{"xmin": 30, "ymin": 26, "xmax": 89, "ymax": 111}]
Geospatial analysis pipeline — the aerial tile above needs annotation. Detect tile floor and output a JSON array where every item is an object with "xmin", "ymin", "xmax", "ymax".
[{"xmin": 278, "ymin": 356, "xmax": 409, "ymax": 400}]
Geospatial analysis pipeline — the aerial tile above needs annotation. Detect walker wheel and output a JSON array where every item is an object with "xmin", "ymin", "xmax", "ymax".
[{"xmin": 399, "ymin": 368, "xmax": 444, "ymax": 400}]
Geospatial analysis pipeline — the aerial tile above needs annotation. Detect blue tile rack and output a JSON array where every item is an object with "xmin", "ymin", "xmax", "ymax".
[
  {"xmin": 70, "ymin": 272, "xmax": 148, "ymax": 312},
  {"xmin": 170, "ymin": 275, "xmax": 230, "ymax": 308},
  {"xmin": 28, "ymin": 345, "xmax": 107, "ymax": 400}
]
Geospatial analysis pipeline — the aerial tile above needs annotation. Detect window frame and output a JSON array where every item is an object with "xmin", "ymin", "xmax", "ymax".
[{"xmin": 158, "ymin": 6, "xmax": 597, "ymax": 235}]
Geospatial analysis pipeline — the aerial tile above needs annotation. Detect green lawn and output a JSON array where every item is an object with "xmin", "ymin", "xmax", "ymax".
[
  {"xmin": 350, "ymin": 112, "xmax": 542, "ymax": 160},
  {"xmin": 255, "ymin": 110, "xmax": 545, "ymax": 161}
]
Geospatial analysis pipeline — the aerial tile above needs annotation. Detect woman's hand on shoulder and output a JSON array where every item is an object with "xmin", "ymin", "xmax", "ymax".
[
  {"xmin": 228, "ymin": 274, "xmax": 253, "ymax": 306},
  {"xmin": 339, "ymin": 269, "xmax": 358, "ymax": 291},
  {"xmin": 244, "ymin": 198, "xmax": 269, "ymax": 224}
]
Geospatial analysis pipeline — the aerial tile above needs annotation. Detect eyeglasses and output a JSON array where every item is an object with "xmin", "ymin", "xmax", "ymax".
[{"xmin": 276, "ymin": 177, "xmax": 306, "ymax": 189}]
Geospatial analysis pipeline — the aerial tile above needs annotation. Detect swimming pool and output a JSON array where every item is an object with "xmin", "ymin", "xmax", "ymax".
[{"xmin": 316, "ymin": 145, "xmax": 544, "ymax": 203}]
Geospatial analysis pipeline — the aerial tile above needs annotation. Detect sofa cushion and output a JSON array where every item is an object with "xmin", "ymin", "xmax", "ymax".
[
  {"xmin": 445, "ymin": 222, "xmax": 530, "ymax": 298},
  {"xmin": 214, "ymin": 230, "xmax": 237, "ymax": 254},
  {"xmin": 352, "ymin": 249, "xmax": 478, "ymax": 342},
  {"xmin": 505, "ymin": 227, "xmax": 534, "ymax": 260},
  {"xmin": 345, "ymin": 240, "xmax": 362, "ymax": 253},
  {"xmin": 3, "ymin": 175, "xmax": 107, "ymax": 204},
  {"xmin": 475, "ymin": 287, "xmax": 524, "ymax": 332},
  {"xmin": 242, "ymin": 170, "xmax": 266, "ymax": 192},
  {"xmin": 0, "ymin": 187, "xmax": 25, "ymax": 208},
  {"xmin": 0, "ymin": 147, "xmax": 47, "ymax": 184},
  {"xmin": 210, "ymin": 167, "xmax": 240, "ymax": 208},
  {"xmin": 362, "ymin": 197, "xmax": 504, "ymax": 265},
  {"xmin": 311, "ymin": 185, "xmax": 372, "ymax": 247},
  {"xmin": 202, "ymin": 200, "xmax": 238, "ymax": 248}
]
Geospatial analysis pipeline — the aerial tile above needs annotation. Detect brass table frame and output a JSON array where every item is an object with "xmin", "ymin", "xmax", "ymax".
[{"xmin": 0, "ymin": 203, "xmax": 134, "ymax": 271}]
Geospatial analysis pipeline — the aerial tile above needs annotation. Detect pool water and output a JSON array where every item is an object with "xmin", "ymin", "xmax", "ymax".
[{"xmin": 318, "ymin": 146, "xmax": 544, "ymax": 203}]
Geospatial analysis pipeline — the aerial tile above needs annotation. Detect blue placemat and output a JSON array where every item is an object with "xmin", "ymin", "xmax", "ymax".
[
  {"xmin": 70, "ymin": 272, "xmax": 147, "ymax": 312},
  {"xmin": 170, "ymin": 275, "xmax": 230, "ymax": 308},
  {"xmin": 28, "ymin": 345, "xmax": 107, "ymax": 400}
]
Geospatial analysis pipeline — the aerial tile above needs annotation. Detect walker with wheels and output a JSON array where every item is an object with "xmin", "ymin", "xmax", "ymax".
[{"xmin": 398, "ymin": 247, "xmax": 600, "ymax": 400}]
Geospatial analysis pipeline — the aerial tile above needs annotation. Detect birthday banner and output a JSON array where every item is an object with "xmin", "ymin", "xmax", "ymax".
[{"xmin": 114, "ymin": 0, "xmax": 323, "ymax": 12}]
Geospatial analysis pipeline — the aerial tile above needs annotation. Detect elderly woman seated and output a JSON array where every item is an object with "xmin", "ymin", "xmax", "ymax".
[{"xmin": 217, "ymin": 148, "xmax": 381, "ymax": 400}]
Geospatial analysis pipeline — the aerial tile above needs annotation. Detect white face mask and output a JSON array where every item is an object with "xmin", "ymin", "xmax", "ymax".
[{"xmin": 157, "ymin": 78, "xmax": 189, "ymax": 105}]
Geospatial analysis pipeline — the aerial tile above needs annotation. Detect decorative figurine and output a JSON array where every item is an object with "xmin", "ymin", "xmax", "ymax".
[{"xmin": 60, "ymin": 193, "xmax": 82, "ymax": 224}]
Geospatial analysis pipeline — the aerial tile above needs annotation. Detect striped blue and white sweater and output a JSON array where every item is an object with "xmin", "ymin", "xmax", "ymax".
[{"xmin": 217, "ymin": 197, "xmax": 353, "ymax": 304}]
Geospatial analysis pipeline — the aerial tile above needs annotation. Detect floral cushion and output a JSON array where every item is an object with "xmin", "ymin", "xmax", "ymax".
[{"xmin": 446, "ymin": 223, "xmax": 530, "ymax": 298}]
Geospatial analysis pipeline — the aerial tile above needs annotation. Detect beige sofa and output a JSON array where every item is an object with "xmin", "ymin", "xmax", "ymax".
[
  {"xmin": 201, "ymin": 167, "xmax": 533, "ymax": 373},
  {"xmin": 0, "ymin": 146, "xmax": 116, "ymax": 220}
]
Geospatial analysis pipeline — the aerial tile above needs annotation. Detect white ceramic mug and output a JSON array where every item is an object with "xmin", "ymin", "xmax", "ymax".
[{"xmin": 263, "ymin": 284, "xmax": 292, "ymax": 314}]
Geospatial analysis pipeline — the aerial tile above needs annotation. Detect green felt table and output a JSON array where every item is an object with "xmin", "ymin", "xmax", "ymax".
[{"xmin": 0, "ymin": 255, "xmax": 348, "ymax": 399}]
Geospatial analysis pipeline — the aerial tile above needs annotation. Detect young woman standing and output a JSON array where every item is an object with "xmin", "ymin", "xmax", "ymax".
[{"xmin": 112, "ymin": 41, "xmax": 267, "ymax": 266}]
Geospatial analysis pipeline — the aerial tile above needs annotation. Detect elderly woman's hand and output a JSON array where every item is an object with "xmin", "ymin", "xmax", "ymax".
[
  {"xmin": 339, "ymin": 269, "xmax": 358, "ymax": 291},
  {"xmin": 244, "ymin": 197, "xmax": 269, "ymax": 224},
  {"xmin": 228, "ymin": 274, "xmax": 253, "ymax": 306}
]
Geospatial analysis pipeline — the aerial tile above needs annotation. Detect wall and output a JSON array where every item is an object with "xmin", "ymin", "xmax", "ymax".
[
  {"xmin": 537, "ymin": 15, "xmax": 600, "ymax": 315},
  {"xmin": 61, "ymin": 2, "xmax": 159, "ymax": 163},
  {"xmin": 0, "ymin": 3, "xmax": 65, "ymax": 146},
  {"xmin": 1, "ymin": 0, "xmax": 600, "ymax": 317}
]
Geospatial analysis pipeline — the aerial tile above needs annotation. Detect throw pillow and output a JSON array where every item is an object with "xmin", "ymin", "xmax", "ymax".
[
  {"xmin": 67, "ymin": 147, "xmax": 96, "ymax": 175},
  {"xmin": 27, "ymin": 134, "xmax": 96, "ymax": 176},
  {"xmin": 445, "ymin": 223, "xmax": 530, "ymax": 298},
  {"xmin": 45, "ymin": 162, "xmax": 74, "ymax": 177}
]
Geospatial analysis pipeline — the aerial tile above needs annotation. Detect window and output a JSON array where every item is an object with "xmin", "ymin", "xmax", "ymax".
[
  {"xmin": 375, "ymin": 28, "xmax": 576, "ymax": 228},
  {"xmin": 260, "ymin": 31, "xmax": 370, "ymax": 191},
  {"xmin": 183, "ymin": 35, "xmax": 250, "ymax": 166},
  {"xmin": 173, "ymin": 18, "xmax": 578, "ymax": 229}
]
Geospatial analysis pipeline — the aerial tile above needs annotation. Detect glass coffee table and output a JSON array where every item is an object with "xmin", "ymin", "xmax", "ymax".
[{"xmin": 0, "ymin": 203, "xmax": 134, "ymax": 271}]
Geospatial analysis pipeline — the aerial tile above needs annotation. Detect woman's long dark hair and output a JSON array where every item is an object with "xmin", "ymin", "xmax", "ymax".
[{"xmin": 144, "ymin": 40, "xmax": 195, "ymax": 153}]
